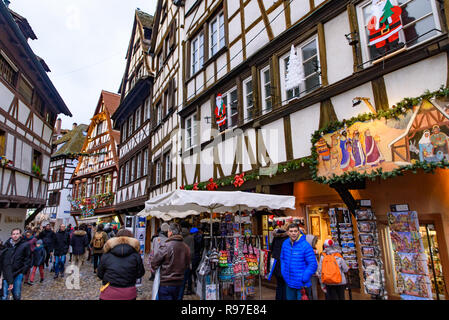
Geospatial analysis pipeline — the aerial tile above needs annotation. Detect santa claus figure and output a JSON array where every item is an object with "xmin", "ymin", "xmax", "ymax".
[
  {"xmin": 215, "ymin": 93, "xmax": 227, "ymax": 128},
  {"xmin": 367, "ymin": 0, "xmax": 403, "ymax": 51}
]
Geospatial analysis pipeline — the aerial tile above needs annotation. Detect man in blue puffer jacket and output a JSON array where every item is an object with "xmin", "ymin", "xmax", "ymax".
[{"xmin": 280, "ymin": 223, "xmax": 318, "ymax": 300}]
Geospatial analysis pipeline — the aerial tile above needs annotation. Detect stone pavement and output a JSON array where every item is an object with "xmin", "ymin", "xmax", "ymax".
[{"xmin": 19, "ymin": 255, "xmax": 200, "ymax": 301}]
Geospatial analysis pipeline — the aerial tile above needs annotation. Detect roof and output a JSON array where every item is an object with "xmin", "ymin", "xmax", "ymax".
[
  {"xmin": 52, "ymin": 124, "xmax": 89, "ymax": 157},
  {"xmin": 95, "ymin": 90, "xmax": 121, "ymax": 117},
  {"xmin": 8, "ymin": 8, "xmax": 37, "ymax": 40},
  {"xmin": 136, "ymin": 9, "xmax": 154, "ymax": 30}
]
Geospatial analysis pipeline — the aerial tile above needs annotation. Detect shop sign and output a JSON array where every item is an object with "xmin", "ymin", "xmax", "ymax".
[
  {"xmin": 4, "ymin": 216, "xmax": 23, "ymax": 224},
  {"xmin": 312, "ymin": 99, "xmax": 449, "ymax": 183}
]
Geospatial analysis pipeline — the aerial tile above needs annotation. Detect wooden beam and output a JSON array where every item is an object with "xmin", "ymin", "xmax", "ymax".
[
  {"xmin": 283, "ymin": 115, "xmax": 294, "ymax": 161},
  {"xmin": 256, "ymin": 0, "xmax": 274, "ymax": 41},
  {"xmin": 347, "ymin": 3, "xmax": 363, "ymax": 72},
  {"xmin": 319, "ymin": 99, "xmax": 338, "ymax": 130},
  {"xmin": 371, "ymin": 77, "xmax": 389, "ymax": 112},
  {"xmin": 317, "ymin": 22, "xmax": 328, "ymax": 87}
]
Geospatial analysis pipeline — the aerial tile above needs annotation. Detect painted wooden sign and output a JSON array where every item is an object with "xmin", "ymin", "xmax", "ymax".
[{"xmin": 314, "ymin": 99, "xmax": 449, "ymax": 180}]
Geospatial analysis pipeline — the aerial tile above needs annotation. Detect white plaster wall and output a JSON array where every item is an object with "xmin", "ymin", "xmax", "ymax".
[
  {"xmin": 384, "ymin": 53, "xmax": 447, "ymax": 107},
  {"xmin": 227, "ymin": 0, "xmax": 241, "ymax": 17},
  {"xmin": 200, "ymin": 101, "xmax": 212, "ymax": 144},
  {"xmin": 216, "ymin": 53, "xmax": 228, "ymax": 81},
  {"xmin": 196, "ymin": 72, "xmax": 204, "ymax": 95},
  {"xmin": 269, "ymin": 4, "xmax": 287, "ymax": 39},
  {"xmin": 332, "ymin": 82, "xmax": 374, "ymax": 121},
  {"xmin": 14, "ymin": 138, "xmax": 22, "ymax": 170},
  {"xmin": 0, "ymin": 82, "xmax": 14, "ymax": 112},
  {"xmin": 200, "ymin": 146, "xmax": 214, "ymax": 182},
  {"xmin": 289, "ymin": 0, "xmax": 310, "ymax": 25},
  {"xmin": 184, "ymin": 154, "xmax": 196, "ymax": 184},
  {"xmin": 242, "ymin": 128, "xmax": 257, "ymax": 172},
  {"xmin": 245, "ymin": 20, "xmax": 269, "ymax": 60},
  {"xmin": 187, "ymin": 80, "xmax": 195, "ymax": 100},
  {"xmin": 43, "ymin": 125, "xmax": 52, "ymax": 144},
  {"xmin": 22, "ymin": 143, "xmax": 32, "ymax": 172},
  {"xmin": 217, "ymin": 136, "xmax": 237, "ymax": 176},
  {"xmin": 2, "ymin": 170, "xmax": 10, "ymax": 194},
  {"xmin": 244, "ymin": 0, "xmax": 260, "ymax": 29},
  {"xmin": 315, "ymin": 0, "xmax": 327, "ymax": 7},
  {"xmin": 17, "ymin": 102, "xmax": 29, "ymax": 125},
  {"xmin": 325, "ymin": 11, "xmax": 353, "ymax": 85},
  {"xmin": 0, "ymin": 208, "xmax": 27, "ymax": 244},
  {"xmin": 15, "ymin": 173, "xmax": 28, "ymax": 197},
  {"xmin": 290, "ymin": 103, "xmax": 320, "ymax": 159},
  {"xmin": 228, "ymin": 12, "xmax": 241, "ymax": 45},
  {"xmin": 230, "ymin": 40, "xmax": 243, "ymax": 70},
  {"xmin": 206, "ymin": 63, "xmax": 215, "ymax": 88},
  {"xmin": 5, "ymin": 133, "xmax": 14, "ymax": 160},
  {"xmin": 260, "ymin": 118, "xmax": 287, "ymax": 165}
]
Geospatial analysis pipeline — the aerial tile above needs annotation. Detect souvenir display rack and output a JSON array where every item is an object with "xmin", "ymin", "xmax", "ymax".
[
  {"xmin": 355, "ymin": 204, "xmax": 388, "ymax": 299},
  {"xmin": 328, "ymin": 207, "xmax": 360, "ymax": 289}
]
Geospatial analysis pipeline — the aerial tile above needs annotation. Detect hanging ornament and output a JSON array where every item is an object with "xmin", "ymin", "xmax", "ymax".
[
  {"xmin": 367, "ymin": 0, "xmax": 402, "ymax": 51},
  {"xmin": 215, "ymin": 94, "xmax": 227, "ymax": 128},
  {"xmin": 285, "ymin": 45, "xmax": 305, "ymax": 91}
]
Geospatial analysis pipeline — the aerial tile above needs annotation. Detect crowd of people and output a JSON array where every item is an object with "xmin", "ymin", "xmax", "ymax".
[{"xmin": 0, "ymin": 219, "xmax": 349, "ymax": 301}]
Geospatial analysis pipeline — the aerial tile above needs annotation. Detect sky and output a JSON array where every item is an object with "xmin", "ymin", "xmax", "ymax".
[{"xmin": 9, "ymin": 0, "xmax": 157, "ymax": 129}]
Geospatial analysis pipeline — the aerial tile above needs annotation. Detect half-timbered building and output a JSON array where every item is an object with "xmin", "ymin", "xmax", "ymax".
[
  {"xmin": 0, "ymin": 2, "xmax": 71, "ymax": 240},
  {"xmin": 112, "ymin": 9, "xmax": 154, "ymax": 216},
  {"xmin": 41, "ymin": 123, "xmax": 88, "ymax": 227},
  {"xmin": 70, "ymin": 91, "xmax": 121, "ymax": 226},
  {"xmin": 177, "ymin": 0, "xmax": 449, "ymax": 299}
]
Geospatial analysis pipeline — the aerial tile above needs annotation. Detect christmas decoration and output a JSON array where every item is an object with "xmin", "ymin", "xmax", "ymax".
[
  {"xmin": 367, "ymin": 0, "xmax": 402, "ymax": 51},
  {"xmin": 193, "ymin": 183, "xmax": 199, "ymax": 190},
  {"xmin": 206, "ymin": 178, "xmax": 218, "ymax": 191},
  {"xmin": 215, "ymin": 94, "xmax": 227, "ymax": 128},
  {"xmin": 0, "ymin": 156, "xmax": 13, "ymax": 168},
  {"xmin": 233, "ymin": 173, "xmax": 245, "ymax": 188},
  {"xmin": 285, "ymin": 45, "xmax": 305, "ymax": 91}
]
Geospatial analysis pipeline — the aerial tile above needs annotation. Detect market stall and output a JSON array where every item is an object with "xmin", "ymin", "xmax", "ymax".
[{"xmin": 140, "ymin": 190, "xmax": 296, "ymax": 300}]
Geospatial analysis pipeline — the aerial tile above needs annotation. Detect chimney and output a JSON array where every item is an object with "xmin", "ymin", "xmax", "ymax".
[
  {"xmin": 72, "ymin": 123, "xmax": 78, "ymax": 130},
  {"xmin": 55, "ymin": 118, "xmax": 62, "ymax": 135}
]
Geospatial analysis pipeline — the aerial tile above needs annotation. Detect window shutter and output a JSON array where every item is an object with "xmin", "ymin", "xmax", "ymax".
[{"xmin": 170, "ymin": 21, "xmax": 176, "ymax": 50}]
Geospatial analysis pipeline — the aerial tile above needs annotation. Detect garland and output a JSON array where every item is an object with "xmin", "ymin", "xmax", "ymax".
[
  {"xmin": 65, "ymin": 152, "xmax": 108, "ymax": 159},
  {"xmin": 310, "ymin": 86, "xmax": 449, "ymax": 185},
  {"xmin": 69, "ymin": 192, "xmax": 115, "ymax": 218}
]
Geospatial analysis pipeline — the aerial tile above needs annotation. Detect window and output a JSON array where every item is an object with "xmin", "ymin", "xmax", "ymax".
[
  {"xmin": 130, "ymin": 157, "xmax": 135, "ymax": 182},
  {"xmin": 122, "ymin": 121, "xmax": 128, "ymax": 142},
  {"xmin": 125, "ymin": 161, "xmax": 130, "ymax": 185},
  {"xmin": 0, "ymin": 52, "xmax": 17, "ymax": 86},
  {"xmin": 191, "ymin": 33, "xmax": 204, "ymax": 75},
  {"xmin": 96, "ymin": 121, "xmax": 104, "ymax": 136},
  {"xmin": 155, "ymin": 160, "xmax": 162, "ymax": 185},
  {"xmin": 280, "ymin": 37, "xmax": 321, "ymax": 104},
  {"xmin": 243, "ymin": 77, "xmax": 255, "ymax": 122},
  {"xmin": 34, "ymin": 93, "xmax": 45, "ymax": 118},
  {"xmin": 222, "ymin": 88, "xmax": 238, "ymax": 129},
  {"xmin": 158, "ymin": 52, "xmax": 163, "ymax": 71},
  {"xmin": 18, "ymin": 75, "xmax": 33, "ymax": 105},
  {"xmin": 128, "ymin": 114, "xmax": 134, "ymax": 137},
  {"xmin": 143, "ymin": 149, "xmax": 148, "ymax": 176},
  {"xmin": 0, "ymin": 130, "xmax": 6, "ymax": 157},
  {"xmin": 136, "ymin": 152, "xmax": 142, "ymax": 179},
  {"xmin": 32, "ymin": 150, "xmax": 42, "ymax": 172},
  {"xmin": 144, "ymin": 97, "xmax": 151, "ymax": 121},
  {"xmin": 164, "ymin": 152, "xmax": 171, "ymax": 181},
  {"xmin": 164, "ymin": 91, "xmax": 169, "ymax": 116},
  {"xmin": 120, "ymin": 166, "xmax": 125, "ymax": 187},
  {"xmin": 105, "ymin": 174, "xmax": 112, "ymax": 193},
  {"xmin": 260, "ymin": 66, "xmax": 272, "ymax": 115},
  {"xmin": 210, "ymin": 12, "xmax": 225, "ymax": 57},
  {"xmin": 358, "ymin": 0, "xmax": 443, "ymax": 63},
  {"xmin": 135, "ymin": 107, "xmax": 141, "ymax": 129},
  {"xmin": 95, "ymin": 176, "xmax": 103, "ymax": 195},
  {"xmin": 156, "ymin": 102, "xmax": 162, "ymax": 125},
  {"xmin": 185, "ymin": 113, "xmax": 198, "ymax": 150},
  {"xmin": 48, "ymin": 192, "xmax": 61, "ymax": 206}
]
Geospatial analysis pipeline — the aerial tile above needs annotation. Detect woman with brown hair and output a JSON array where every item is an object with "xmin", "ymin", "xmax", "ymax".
[{"xmin": 97, "ymin": 229, "xmax": 145, "ymax": 300}]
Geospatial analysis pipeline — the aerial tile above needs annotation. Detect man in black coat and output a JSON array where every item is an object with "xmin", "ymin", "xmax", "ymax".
[
  {"xmin": 70, "ymin": 226, "xmax": 89, "ymax": 270},
  {"xmin": 53, "ymin": 224, "xmax": 70, "ymax": 279},
  {"xmin": 270, "ymin": 227, "xmax": 289, "ymax": 300},
  {"xmin": 0, "ymin": 241, "xmax": 14, "ymax": 295},
  {"xmin": 38, "ymin": 224, "xmax": 56, "ymax": 268},
  {"xmin": 1, "ymin": 228, "xmax": 31, "ymax": 300}
]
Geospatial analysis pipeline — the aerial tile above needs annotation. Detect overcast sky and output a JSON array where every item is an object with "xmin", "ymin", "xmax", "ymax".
[{"xmin": 9, "ymin": 0, "xmax": 157, "ymax": 129}]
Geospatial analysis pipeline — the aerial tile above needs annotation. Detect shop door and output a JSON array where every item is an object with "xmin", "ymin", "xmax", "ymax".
[{"xmin": 419, "ymin": 224, "xmax": 447, "ymax": 300}]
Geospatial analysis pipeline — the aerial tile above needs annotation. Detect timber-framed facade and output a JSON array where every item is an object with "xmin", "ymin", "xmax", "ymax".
[{"xmin": 0, "ymin": 2, "xmax": 71, "ymax": 239}]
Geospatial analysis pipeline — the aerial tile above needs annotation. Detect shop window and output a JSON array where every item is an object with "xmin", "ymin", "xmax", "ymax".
[
  {"xmin": 222, "ymin": 87, "xmax": 238, "ymax": 130},
  {"xmin": 357, "ymin": 0, "xmax": 443, "ymax": 64},
  {"xmin": 280, "ymin": 36, "xmax": 321, "ymax": 105},
  {"xmin": 209, "ymin": 11, "xmax": 225, "ymax": 57},
  {"xmin": 0, "ymin": 52, "xmax": 17, "ymax": 86},
  {"xmin": 191, "ymin": 32, "xmax": 204, "ymax": 75},
  {"xmin": 243, "ymin": 77, "xmax": 255, "ymax": 123},
  {"xmin": 260, "ymin": 66, "xmax": 272, "ymax": 115}
]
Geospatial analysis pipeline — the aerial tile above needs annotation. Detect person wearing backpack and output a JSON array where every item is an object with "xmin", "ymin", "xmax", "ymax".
[
  {"xmin": 90, "ymin": 224, "xmax": 109, "ymax": 274},
  {"xmin": 317, "ymin": 239, "xmax": 349, "ymax": 300}
]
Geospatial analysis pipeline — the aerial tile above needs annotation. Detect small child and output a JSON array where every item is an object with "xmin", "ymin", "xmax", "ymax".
[{"xmin": 29, "ymin": 240, "xmax": 47, "ymax": 284}]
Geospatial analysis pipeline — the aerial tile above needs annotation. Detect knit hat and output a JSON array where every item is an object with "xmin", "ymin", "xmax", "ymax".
[
  {"xmin": 161, "ymin": 223, "xmax": 170, "ymax": 232},
  {"xmin": 36, "ymin": 240, "xmax": 43, "ymax": 245},
  {"xmin": 323, "ymin": 239, "xmax": 334, "ymax": 248},
  {"xmin": 190, "ymin": 227, "xmax": 199, "ymax": 234}
]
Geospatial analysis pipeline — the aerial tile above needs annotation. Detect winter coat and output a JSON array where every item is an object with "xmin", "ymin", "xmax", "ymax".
[
  {"xmin": 0, "ymin": 246, "xmax": 13, "ymax": 285},
  {"xmin": 193, "ymin": 233, "xmax": 204, "ymax": 262},
  {"xmin": 25, "ymin": 236, "xmax": 38, "ymax": 252},
  {"xmin": 90, "ymin": 231, "xmax": 109, "ymax": 254},
  {"xmin": 31, "ymin": 246, "xmax": 47, "ymax": 267},
  {"xmin": 4, "ymin": 237, "xmax": 32, "ymax": 278},
  {"xmin": 270, "ymin": 229, "xmax": 289, "ymax": 279},
  {"xmin": 317, "ymin": 246, "xmax": 349, "ymax": 286},
  {"xmin": 97, "ymin": 236, "xmax": 145, "ymax": 288},
  {"xmin": 151, "ymin": 233, "xmax": 168, "ymax": 257},
  {"xmin": 182, "ymin": 228, "xmax": 195, "ymax": 262},
  {"xmin": 151, "ymin": 235, "xmax": 190, "ymax": 286},
  {"xmin": 70, "ymin": 230, "xmax": 89, "ymax": 255},
  {"xmin": 280, "ymin": 234, "xmax": 318, "ymax": 289},
  {"xmin": 54, "ymin": 230, "xmax": 70, "ymax": 256},
  {"xmin": 39, "ymin": 229, "xmax": 56, "ymax": 251}
]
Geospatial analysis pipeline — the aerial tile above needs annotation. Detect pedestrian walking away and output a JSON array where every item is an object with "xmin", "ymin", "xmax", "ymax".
[
  {"xmin": 179, "ymin": 224, "xmax": 195, "ymax": 299},
  {"xmin": 1, "ymin": 228, "xmax": 31, "ymax": 300},
  {"xmin": 149, "ymin": 223, "xmax": 169, "ymax": 300},
  {"xmin": 97, "ymin": 229, "xmax": 145, "ymax": 300},
  {"xmin": 0, "ymin": 240, "xmax": 13, "ymax": 295},
  {"xmin": 151, "ymin": 223, "xmax": 190, "ymax": 300},
  {"xmin": 317, "ymin": 239, "xmax": 349, "ymax": 300},
  {"xmin": 280, "ymin": 223, "xmax": 318, "ymax": 300},
  {"xmin": 53, "ymin": 224, "xmax": 70, "ymax": 279},
  {"xmin": 70, "ymin": 226, "xmax": 89, "ymax": 271},
  {"xmin": 29, "ymin": 240, "xmax": 46, "ymax": 284},
  {"xmin": 38, "ymin": 224, "xmax": 56, "ymax": 269},
  {"xmin": 23, "ymin": 230, "xmax": 38, "ymax": 285},
  {"xmin": 90, "ymin": 224, "xmax": 108, "ymax": 273},
  {"xmin": 270, "ymin": 225, "xmax": 289, "ymax": 300}
]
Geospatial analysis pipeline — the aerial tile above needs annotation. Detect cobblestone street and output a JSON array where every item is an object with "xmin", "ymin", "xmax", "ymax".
[{"xmin": 20, "ymin": 255, "xmax": 200, "ymax": 300}]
